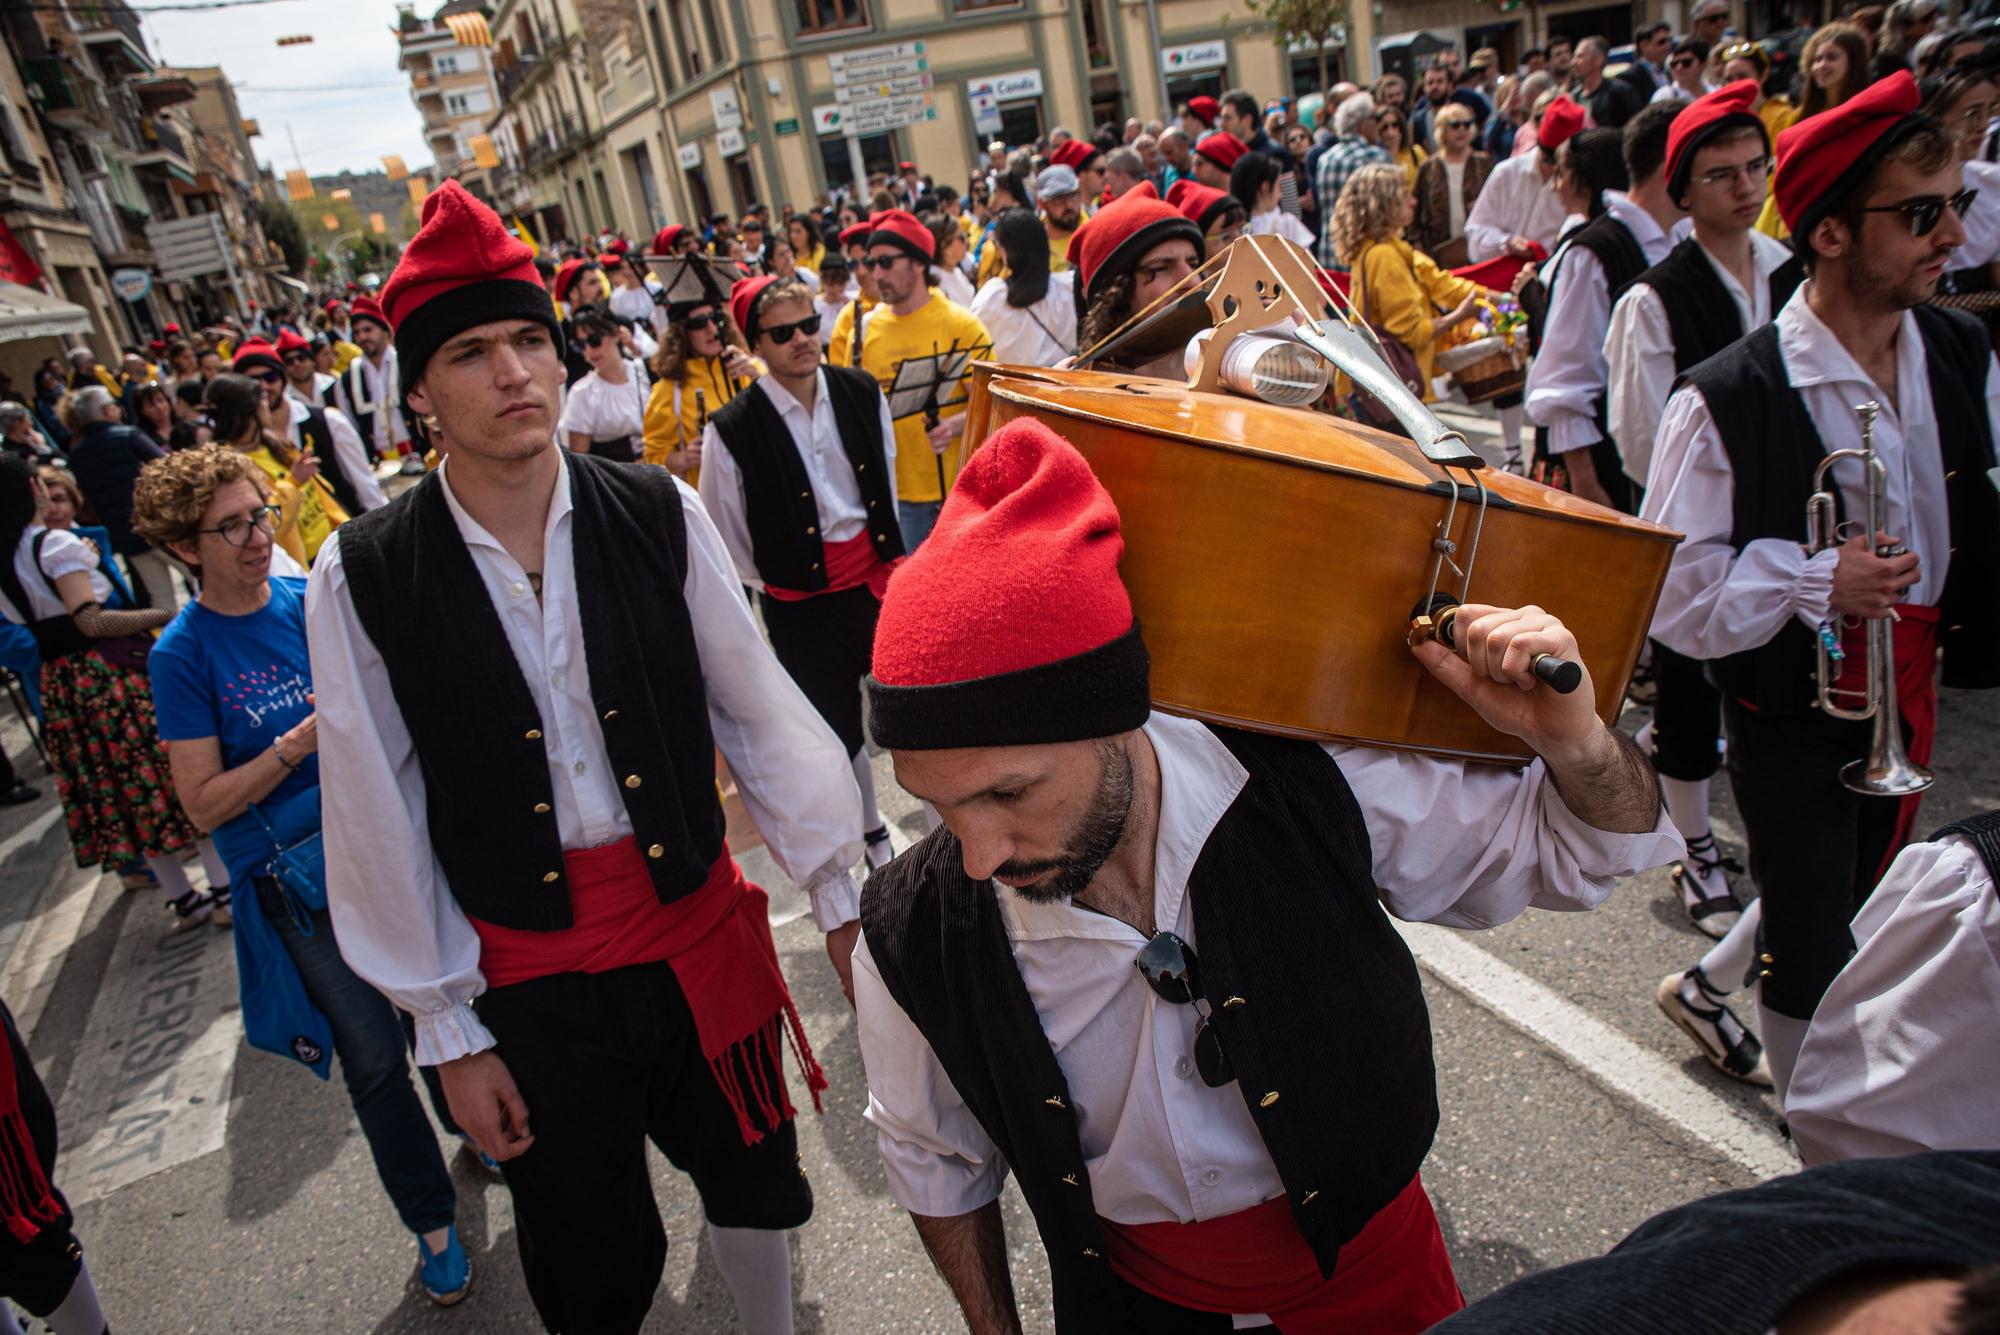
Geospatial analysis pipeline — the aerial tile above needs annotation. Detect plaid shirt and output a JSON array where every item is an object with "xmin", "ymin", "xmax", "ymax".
[{"xmin": 1314, "ymin": 136, "xmax": 1392, "ymax": 266}]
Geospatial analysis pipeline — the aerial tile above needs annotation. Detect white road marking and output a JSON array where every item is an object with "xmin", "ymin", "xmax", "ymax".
[{"xmin": 1395, "ymin": 918, "xmax": 1800, "ymax": 1180}]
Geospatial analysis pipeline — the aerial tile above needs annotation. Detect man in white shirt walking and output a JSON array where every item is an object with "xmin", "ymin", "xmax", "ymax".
[
  {"xmin": 337, "ymin": 296, "xmax": 416, "ymax": 476},
  {"xmin": 1464, "ymin": 94, "xmax": 1585, "ymax": 261},
  {"xmin": 852, "ymin": 417, "xmax": 1681, "ymax": 1333}
]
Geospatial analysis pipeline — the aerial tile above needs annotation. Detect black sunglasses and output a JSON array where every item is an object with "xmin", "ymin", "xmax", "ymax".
[
  {"xmin": 584, "ymin": 332, "xmax": 613, "ymax": 347},
  {"xmin": 1134, "ymin": 931, "xmax": 1235, "ymax": 1087},
  {"xmin": 760, "ymin": 313, "xmax": 821, "ymax": 345},
  {"xmin": 682, "ymin": 312, "xmax": 718, "ymax": 330},
  {"xmin": 863, "ymin": 254, "xmax": 907, "ymax": 271},
  {"xmin": 1850, "ymin": 188, "xmax": 1976, "ymax": 237}
]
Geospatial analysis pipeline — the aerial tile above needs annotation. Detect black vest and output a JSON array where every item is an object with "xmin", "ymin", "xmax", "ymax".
[
  {"xmin": 861, "ymin": 724, "xmax": 1437, "ymax": 1333},
  {"xmin": 337, "ymin": 453, "xmax": 726, "ymax": 929},
  {"xmin": 1680, "ymin": 306, "xmax": 2000, "ymax": 713},
  {"xmin": 296, "ymin": 407, "xmax": 363, "ymax": 519},
  {"xmin": 707, "ymin": 369, "xmax": 902, "ymax": 592},
  {"xmin": 1633, "ymin": 237, "xmax": 1805, "ymax": 374},
  {"xmin": 1535, "ymin": 212, "xmax": 1653, "ymax": 514},
  {"xmin": 1930, "ymin": 810, "xmax": 2000, "ymax": 883}
]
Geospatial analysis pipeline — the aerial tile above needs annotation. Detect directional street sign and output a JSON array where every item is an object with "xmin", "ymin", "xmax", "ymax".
[{"xmin": 827, "ymin": 40, "xmax": 934, "ymax": 134}]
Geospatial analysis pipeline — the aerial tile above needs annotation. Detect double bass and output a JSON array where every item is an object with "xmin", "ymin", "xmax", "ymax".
[{"xmin": 958, "ymin": 235, "xmax": 1682, "ymax": 766}]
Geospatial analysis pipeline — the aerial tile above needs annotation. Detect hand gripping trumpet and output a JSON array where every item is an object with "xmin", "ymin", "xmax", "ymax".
[{"xmin": 1806, "ymin": 400, "xmax": 1934, "ymax": 797}]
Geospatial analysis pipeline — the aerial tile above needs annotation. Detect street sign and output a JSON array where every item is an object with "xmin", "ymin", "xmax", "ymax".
[
  {"xmin": 678, "ymin": 141, "xmax": 702, "ymax": 169},
  {"xmin": 109, "ymin": 267, "xmax": 152, "ymax": 303},
  {"xmin": 1161, "ymin": 39, "xmax": 1228, "ymax": 72},
  {"xmin": 709, "ymin": 86, "xmax": 743, "ymax": 131},
  {"xmin": 834, "ymin": 71, "xmax": 933, "ymax": 103},
  {"xmin": 774, "ymin": 117, "xmax": 800, "ymax": 136},
  {"xmin": 812, "ymin": 104, "xmax": 843, "ymax": 134},
  {"xmin": 969, "ymin": 90, "xmax": 1002, "ymax": 138},
  {"xmin": 841, "ymin": 92, "xmax": 937, "ymax": 135},
  {"xmin": 967, "ymin": 69, "xmax": 1043, "ymax": 100},
  {"xmin": 145, "ymin": 214, "xmax": 230, "ymax": 282},
  {"xmin": 717, "ymin": 126, "xmax": 746, "ymax": 157},
  {"xmin": 827, "ymin": 41, "xmax": 928, "ymax": 84}
]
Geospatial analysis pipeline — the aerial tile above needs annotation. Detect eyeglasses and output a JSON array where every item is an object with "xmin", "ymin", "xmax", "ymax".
[
  {"xmin": 1439, "ymin": 118, "xmax": 1475, "ymax": 130},
  {"xmin": 1133, "ymin": 931, "xmax": 1234, "ymax": 1087},
  {"xmin": 759, "ymin": 313, "xmax": 821, "ymax": 345},
  {"xmin": 1695, "ymin": 155, "xmax": 1773, "ymax": 188},
  {"xmin": 282, "ymin": 351, "xmax": 314, "ymax": 364},
  {"xmin": 583, "ymin": 333, "xmax": 611, "ymax": 347},
  {"xmin": 1669, "ymin": 55, "xmax": 1700, "ymax": 68},
  {"xmin": 248, "ymin": 369, "xmax": 283, "ymax": 386},
  {"xmin": 682, "ymin": 312, "xmax": 717, "ymax": 330},
  {"xmin": 198, "ymin": 503, "xmax": 279, "ymax": 547},
  {"xmin": 863, "ymin": 254, "xmax": 907, "ymax": 270},
  {"xmin": 1850, "ymin": 188, "xmax": 1977, "ymax": 237}
]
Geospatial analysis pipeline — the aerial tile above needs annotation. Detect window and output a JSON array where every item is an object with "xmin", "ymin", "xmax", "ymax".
[
  {"xmin": 951, "ymin": 0, "xmax": 1020, "ymax": 10},
  {"xmin": 435, "ymin": 53, "xmax": 461, "ymax": 74},
  {"xmin": 817, "ymin": 129, "xmax": 895, "ymax": 191},
  {"xmin": 669, "ymin": 0, "xmax": 702, "ymax": 78},
  {"xmin": 685, "ymin": 165, "xmax": 714, "ymax": 222},
  {"xmin": 794, "ymin": 0, "xmax": 867, "ymax": 38},
  {"xmin": 698, "ymin": 0, "xmax": 726, "ymax": 63},
  {"xmin": 446, "ymin": 93, "xmax": 470, "ymax": 115},
  {"xmin": 646, "ymin": 7, "xmax": 673, "ymax": 97},
  {"xmin": 1081, "ymin": 0, "xmax": 1110, "ymax": 69},
  {"xmin": 997, "ymin": 99, "xmax": 1042, "ymax": 147},
  {"xmin": 727, "ymin": 155, "xmax": 754, "ymax": 213}
]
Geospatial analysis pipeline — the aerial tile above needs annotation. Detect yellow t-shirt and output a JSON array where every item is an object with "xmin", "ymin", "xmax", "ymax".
[
  {"xmin": 331, "ymin": 339, "xmax": 363, "ymax": 376},
  {"xmin": 1043, "ymin": 219, "xmax": 1077, "ymax": 274},
  {"xmin": 641, "ymin": 353, "xmax": 763, "ymax": 485},
  {"xmin": 856, "ymin": 293, "xmax": 994, "ymax": 504},
  {"xmin": 243, "ymin": 445, "xmax": 347, "ymax": 565},
  {"xmin": 826, "ymin": 295, "xmax": 879, "ymax": 369}
]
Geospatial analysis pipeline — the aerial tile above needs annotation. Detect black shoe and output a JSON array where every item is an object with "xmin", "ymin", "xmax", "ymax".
[
  {"xmin": 0, "ymin": 780, "xmax": 38, "ymax": 807},
  {"xmin": 863, "ymin": 826, "xmax": 896, "ymax": 873},
  {"xmin": 1672, "ymin": 833, "xmax": 1743, "ymax": 940},
  {"xmin": 1656, "ymin": 967, "xmax": 1771, "ymax": 1086}
]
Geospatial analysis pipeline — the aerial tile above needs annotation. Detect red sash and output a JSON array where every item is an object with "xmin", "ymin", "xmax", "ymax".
[
  {"xmin": 470, "ymin": 838, "xmax": 825, "ymax": 1145},
  {"xmin": 0, "ymin": 1024, "xmax": 59, "ymax": 1243},
  {"xmin": 1097, "ymin": 1176, "xmax": 1464, "ymax": 1332},
  {"xmin": 763, "ymin": 531, "xmax": 900, "ymax": 602},
  {"xmin": 1834, "ymin": 603, "xmax": 1941, "ymax": 871}
]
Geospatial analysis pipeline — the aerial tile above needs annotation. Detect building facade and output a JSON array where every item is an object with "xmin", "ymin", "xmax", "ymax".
[{"xmin": 399, "ymin": 0, "xmax": 502, "ymax": 202}]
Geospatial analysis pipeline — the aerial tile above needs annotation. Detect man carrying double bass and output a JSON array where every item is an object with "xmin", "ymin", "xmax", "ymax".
[
  {"xmin": 851, "ymin": 416, "xmax": 1682, "ymax": 1333},
  {"xmin": 1644, "ymin": 72, "xmax": 2000, "ymax": 1103}
]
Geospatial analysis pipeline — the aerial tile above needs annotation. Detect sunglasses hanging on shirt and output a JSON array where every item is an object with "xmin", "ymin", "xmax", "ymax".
[{"xmin": 1134, "ymin": 930, "xmax": 1236, "ymax": 1088}]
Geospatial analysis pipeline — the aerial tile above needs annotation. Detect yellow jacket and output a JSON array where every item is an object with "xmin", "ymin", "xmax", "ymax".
[
  {"xmin": 1394, "ymin": 143, "xmax": 1428, "ymax": 190},
  {"xmin": 242, "ymin": 445, "xmax": 348, "ymax": 565},
  {"xmin": 330, "ymin": 339, "xmax": 363, "ymax": 375},
  {"xmin": 641, "ymin": 353, "xmax": 761, "ymax": 484},
  {"xmin": 1346, "ymin": 238, "xmax": 1479, "ymax": 402},
  {"xmin": 856, "ymin": 293, "xmax": 994, "ymax": 504}
]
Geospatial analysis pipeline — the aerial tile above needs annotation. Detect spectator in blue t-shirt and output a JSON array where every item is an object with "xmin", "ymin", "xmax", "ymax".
[{"xmin": 134, "ymin": 445, "xmax": 475, "ymax": 1307}]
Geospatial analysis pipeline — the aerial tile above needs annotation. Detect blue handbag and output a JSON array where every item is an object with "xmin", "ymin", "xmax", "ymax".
[{"xmin": 249, "ymin": 791, "xmax": 327, "ymax": 929}]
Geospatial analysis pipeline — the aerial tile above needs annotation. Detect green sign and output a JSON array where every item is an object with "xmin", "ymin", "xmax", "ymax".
[{"xmin": 774, "ymin": 118, "xmax": 801, "ymax": 136}]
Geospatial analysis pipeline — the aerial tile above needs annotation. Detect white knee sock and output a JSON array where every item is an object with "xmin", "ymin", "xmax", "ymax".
[
  {"xmin": 1496, "ymin": 404, "xmax": 1525, "ymax": 461},
  {"xmin": 1659, "ymin": 776, "xmax": 1712, "ymax": 846},
  {"xmin": 40, "ymin": 1256, "xmax": 107, "ymax": 1335},
  {"xmin": 707, "ymin": 1223, "xmax": 793, "ymax": 1335},
  {"xmin": 148, "ymin": 852, "xmax": 194, "ymax": 901},
  {"xmin": 850, "ymin": 749, "xmax": 883, "ymax": 835},
  {"xmin": 1694, "ymin": 897, "xmax": 1763, "ymax": 995},
  {"xmin": 1755, "ymin": 1002, "xmax": 1811, "ymax": 1107},
  {"xmin": 195, "ymin": 836, "xmax": 229, "ymax": 890}
]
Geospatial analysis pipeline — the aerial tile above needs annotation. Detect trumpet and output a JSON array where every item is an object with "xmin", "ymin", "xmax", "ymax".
[{"xmin": 1805, "ymin": 400, "xmax": 1934, "ymax": 797}]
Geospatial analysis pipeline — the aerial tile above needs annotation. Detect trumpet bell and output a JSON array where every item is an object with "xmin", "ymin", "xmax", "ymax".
[{"xmin": 1840, "ymin": 754, "xmax": 1935, "ymax": 797}]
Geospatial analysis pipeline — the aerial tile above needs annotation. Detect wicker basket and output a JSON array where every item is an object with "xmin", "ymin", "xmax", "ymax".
[{"xmin": 1437, "ymin": 336, "xmax": 1526, "ymax": 404}]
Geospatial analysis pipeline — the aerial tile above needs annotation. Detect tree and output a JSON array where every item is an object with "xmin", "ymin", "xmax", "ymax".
[
  {"xmin": 258, "ymin": 198, "xmax": 308, "ymax": 275},
  {"xmin": 1244, "ymin": 0, "xmax": 1348, "ymax": 95}
]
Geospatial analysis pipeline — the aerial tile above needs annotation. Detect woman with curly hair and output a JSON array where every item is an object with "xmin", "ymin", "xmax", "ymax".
[
  {"xmin": 0, "ymin": 454, "xmax": 221, "ymax": 926},
  {"xmin": 1332, "ymin": 163, "xmax": 1505, "ymax": 405},
  {"xmin": 204, "ymin": 373, "xmax": 348, "ymax": 566},
  {"xmin": 640, "ymin": 298, "xmax": 761, "ymax": 482}
]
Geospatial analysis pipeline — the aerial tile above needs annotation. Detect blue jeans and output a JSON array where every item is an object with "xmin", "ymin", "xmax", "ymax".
[
  {"xmin": 898, "ymin": 499, "xmax": 943, "ymax": 551},
  {"xmin": 255, "ymin": 877, "xmax": 457, "ymax": 1234}
]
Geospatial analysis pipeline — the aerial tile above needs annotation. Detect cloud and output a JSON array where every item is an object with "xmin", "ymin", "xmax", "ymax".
[{"xmin": 141, "ymin": 0, "xmax": 434, "ymax": 178}]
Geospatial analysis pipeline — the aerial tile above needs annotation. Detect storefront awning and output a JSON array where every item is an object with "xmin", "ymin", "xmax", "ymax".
[{"xmin": 0, "ymin": 281, "xmax": 92, "ymax": 342}]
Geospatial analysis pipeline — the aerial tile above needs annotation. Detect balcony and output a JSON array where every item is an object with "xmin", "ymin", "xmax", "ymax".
[
  {"xmin": 133, "ymin": 74, "xmax": 196, "ymax": 111},
  {"xmin": 518, "ymin": 115, "xmax": 591, "ymax": 174},
  {"xmin": 131, "ymin": 118, "xmax": 196, "ymax": 183},
  {"xmin": 23, "ymin": 58, "xmax": 85, "ymax": 119},
  {"xmin": 78, "ymin": 20, "xmax": 154, "ymax": 77},
  {"xmin": 496, "ymin": 53, "xmax": 549, "ymax": 102}
]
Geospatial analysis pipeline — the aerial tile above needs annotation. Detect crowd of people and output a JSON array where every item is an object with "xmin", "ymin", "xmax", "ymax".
[{"xmin": 0, "ymin": 6, "xmax": 1994, "ymax": 1333}]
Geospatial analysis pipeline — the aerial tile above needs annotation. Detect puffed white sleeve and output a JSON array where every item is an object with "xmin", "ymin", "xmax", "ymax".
[
  {"xmin": 1463, "ymin": 165, "xmax": 1518, "ymax": 263},
  {"xmin": 676, "ymin": 478, "xmax": 864, "ymax": 928},
  {"xmin": 1788, "ymin": 836, "xmax": 2000, "ymax": 1164},
  {"xmin": 323, "ymin": 407, "xmax": 389, "ymax": 511},
  {"xmin": 1640, "ymin": 384, "xmax": 1839, "ymax": 659},
  {"xmin": 1606, "ymin": 285, "xmax": 1676, "ymax": 489},
  {"xmin": 305, "ymin": 531, "xmax": 496, "ymax": 1065},
  {"xmin": 855, "ymin": 929, "xmax": 1009, "ymax": 1216},
  {"xmin": 1523, "ymin": 247, "xmax": 1612, "ymax": 454},
  {"xmin": 1331, "ymin": 744, "xmax": 1683, "ymax": 929},
  {"xmin": 694, "ymin": 421, "xmax": 761, "ymax": 589}
]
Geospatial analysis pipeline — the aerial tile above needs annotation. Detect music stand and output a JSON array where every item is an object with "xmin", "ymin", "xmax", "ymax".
[
  {"xmin": 644, "ymin": 254, "xmax": 753, "ymax": 310},
  {"xmin": 884, "ymin": 342, "xmax": 979, "ymax": 496}
]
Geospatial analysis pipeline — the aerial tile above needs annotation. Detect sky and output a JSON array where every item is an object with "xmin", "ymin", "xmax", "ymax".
[{"xmin": 141, "ymin": 0, "xmax": 434, "ymax": 179}]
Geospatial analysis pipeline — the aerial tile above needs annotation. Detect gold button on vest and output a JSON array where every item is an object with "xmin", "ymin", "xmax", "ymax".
[
  {"xmin": 647, "ymin": 843, "xmax": 665, "ymax": 859},
  {"xmin": 533, "ymin": 802, "xmax": 552, "ymax": 814},
  {"xmin": 542, "ymin": 871, "xmax": 559, "ymax": 884},
  {"xmin": 524, "ymin": 728, "xmax": 542, "ymax": 741},
  {"xmin": 624, "ymin": 774, "xmax": 642, "ymax": 789}
]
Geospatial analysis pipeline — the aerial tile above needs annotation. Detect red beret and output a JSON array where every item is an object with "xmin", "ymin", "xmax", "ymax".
[
  {"xmin": 1187, "ymin": 96, "xmax": 1220, "ymax": 128},
  {"xmin": 1537, "ymin": 95, "xmax": 1587, "ymax": 151},
  {"xmin": 379, "ymin": 179, "xmax": 557, "ymax": 395},
  {"xmin": 231, "ymin": 338, "xmax": 283, "ymax": 377},
  {"xmin": 146, "ymin": 338, "xmax": 165, "ymax": 356},
  {"xmin": 324, "ymin": 299, "xmax": 345, "ymax": 315},
  {"xmin": 1195, "ymin": 132, "xmax": 1246, "ymax": 172},
  {"xmin": 1166, "ymin": 179, "xmax": 1234, "ymax": 234},
  {"xmin": 730, "ymin": 274, "xmax": 780, "ymax": 341},
  {"xmin": 348, "ymin": 295, "xmax": 391, "ymax": 333},
  {"xmin": 1051, "ymin": 139, "xmax": 1101, "ymax": 172},
  {"xmin": 864, "ymin": 416, "xmax": 1149, "ymax": 750},
  {"xmin": 652, "ymin": 224, "xmax": 686, "ymax": 254},
  {"xmin": 1774, "ymin": 69, "xmax": 1921, "ymax": 234},
  {"xmin": 552, "ymin": 257, "xmax": 590, "ymax": 305},
  {"xmin": 274, "ymin": 328, "xmax": 313, "ymax": 357},
  {"xmin": 1665, "ymin": 80, "xmax": 1763, "ymax": 201},
  {"xmin": 838, "ymin": 218, "xmax": 875, "ymax": 249},
  {"xmin": 604, "ymin": 238, "xmax": 629, "ymax": 257},
  {"xmin": 898, "ymin": 160, "xmax": 915, "ymax": 171},
  {"xmin": 1071, "ymin": 186, "xmax": 1204, "ymax": 304},
  {"xmin": 867, "ymin": 208, "xmax": 935, "ymax": 263},
  {"xmin": 163, "ymin": 322, "xmax": 181, "ymax": 336}
]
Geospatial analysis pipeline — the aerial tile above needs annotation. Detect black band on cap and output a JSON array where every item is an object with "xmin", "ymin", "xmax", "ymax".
[
  {"xmin": 865, "ymin": 622, "xmax": 1152, "ymax": 751},
  {"xmin": 393, "ymin": 278, "xmax": 561, "ymax": 397},
  {"xmin": 868, "ymin": 229, "xmax": 933, "ymax": 266},
  {"xmin": 1086, "ymin": 216, "xmax": 1205, "ymax": 304}
]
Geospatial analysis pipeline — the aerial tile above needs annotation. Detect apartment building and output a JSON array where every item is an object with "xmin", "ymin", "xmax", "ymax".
[{"xmin": 398, "ymin": 0, "xmax": 502, "ymax": 201}]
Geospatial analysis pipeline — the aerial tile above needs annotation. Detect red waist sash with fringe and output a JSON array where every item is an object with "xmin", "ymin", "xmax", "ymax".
[{"xmin": 762, "ymin": 531, "xmax": 900, "ymax": 602}]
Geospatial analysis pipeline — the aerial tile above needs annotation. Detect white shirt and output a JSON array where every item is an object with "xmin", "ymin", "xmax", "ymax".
[
  {"xmin": 1247, "ymin": 207, "xmax": 1315, "ymax": 248},
  {"xmin": 1651, "ymin": 78, "xmax": 1717, "ymax": 104},
  {"xmin": 1948, "ymin": 158, "xmax": 2000, "ymax": 272},
  {"xmin": 1463, "ymin": 150, "xmax": 1565, "ymax": 262},
  {"xmin": 341, "ymin": 349, "xmax": 410, "ymax": 453},
  {"xmin": 931, "ymin": 265, "xmax": 977, "ymax": 309},
  {"xmin": 305, "ymin": 456, "xmax": 866, "ymax": 1066},
  {"xmin": 855, "ymin": 712, "xmax": 1682, "ymax": 1232},
  {"xmin": 284, "ymin": 371, "xmax": 338, "ymax": 414},
  {"xmin": 1788, "ymin": 831, "xmax": 2000, "ymax": 1164},
  {"xmin": 814, "ymin": 283, "xmax": 856, "ymax": 349},
  {"xmin": 1525, "ymin": 194, "xmax": 1680, "ymax": 455},
  {"xmin": 1606, "ymin": 230, "xmax": 1795, "ymax": 487},
  {"xmin": 1445, "ymin": 158, "xmax": 1468, "ymax": 239},
  {"xmin": 5, "ymin": 526, "xmax": 108, "ymax": 622},
  {"xmin": 284, "ymin": 396, "xmax": 388, "ymax": 512},
  {"xmin": 608, "ymin": 281, "xmax": 664, "ymax": 334},
  {"xmin": 557, "ymin": 361, "xmax": 651, "ymax": 445},
  {"xmin": 696, "ymin": 369, "xmax": 899, "ymax": 591},
  {"xmin": 1643, "ymin": 286, "xmax": 1998, "ymax": 659},
  {"xmin": 967, "ymin": 272, "xmax": 1078, "ymax": 368}
]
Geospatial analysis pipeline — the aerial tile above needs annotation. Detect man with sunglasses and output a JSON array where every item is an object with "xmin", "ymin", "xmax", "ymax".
[
  {"xmin": 1642, "ymin": 72, "xmax": 2000, "ymax": 1104},
  {"xmin": 701, "ymin": 275, "xmax": 902, "ymax": 876},
  {"xmin": 307, "ymin": 182, "xmax": 868, "ymax": 1335},
  {"xmin": 233, "ymin": 337, "xmax": 383, "ymax": 520},
  {"xmin": 1601, "ymin": 86, "xmax": 1800, "ymax": 1023},
  {"xmin": 279, "ymin": 326, "xmax": 344, "ymax": 415},
  {"xmin": 850, "ymin": 416, "xmax": 1679, "ymax": 1335}
]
